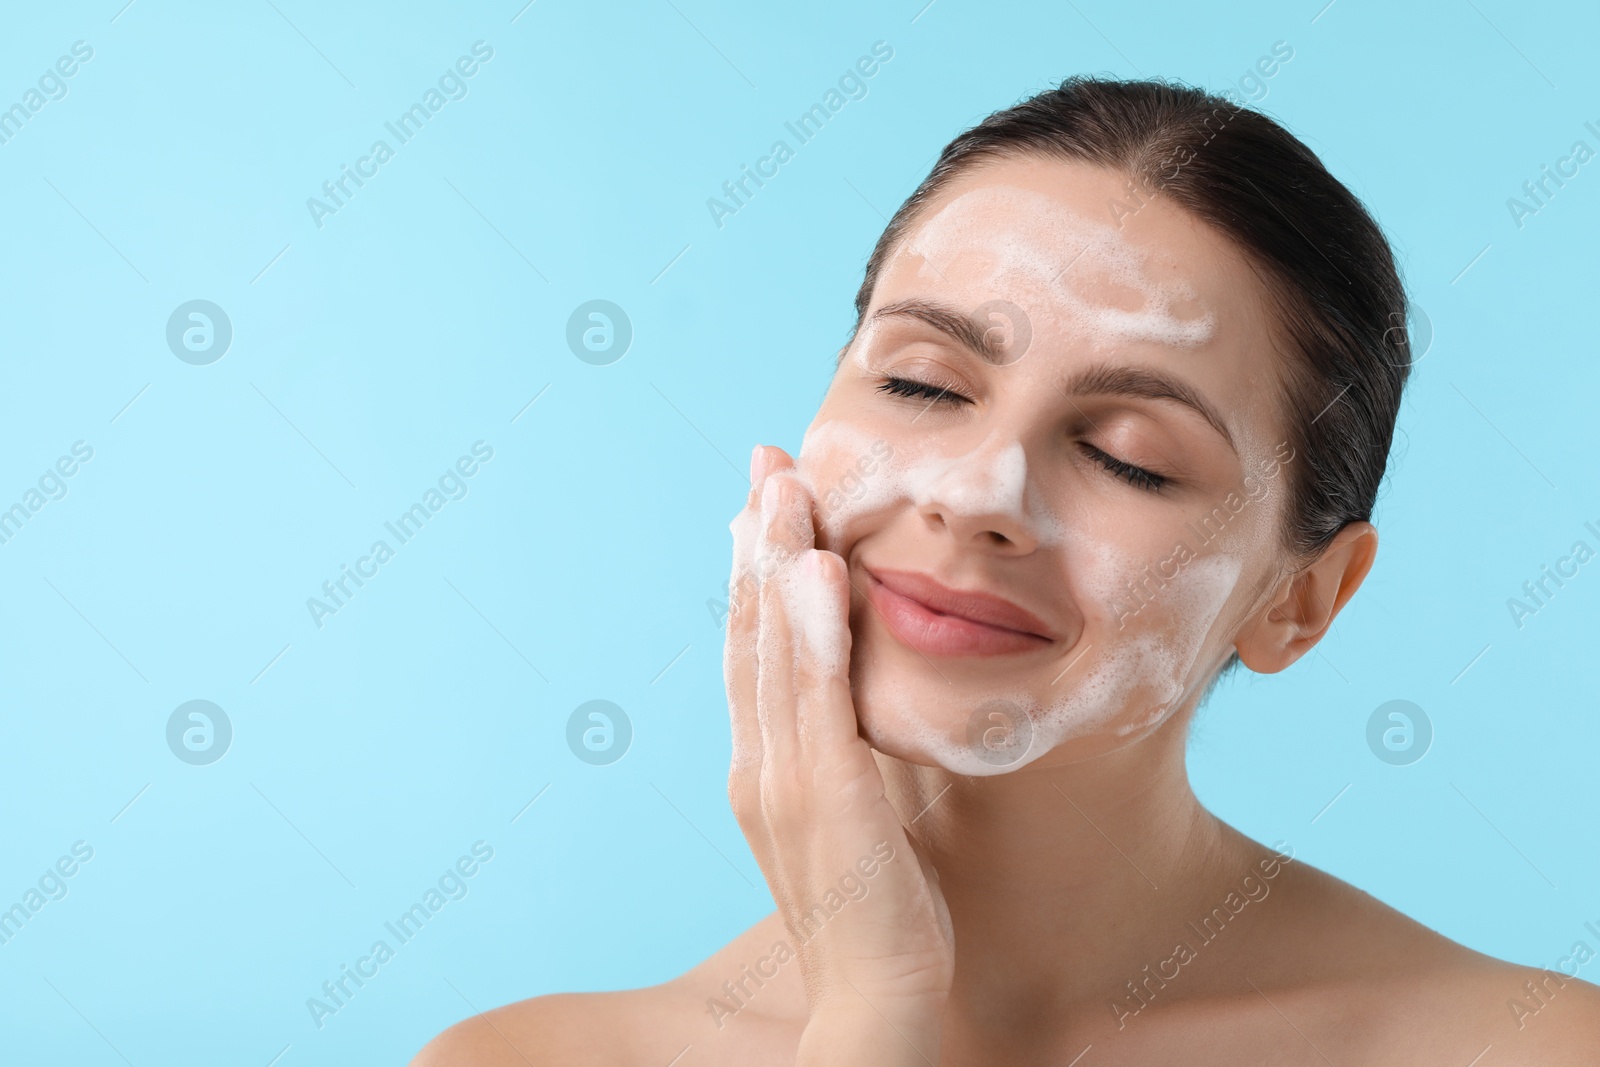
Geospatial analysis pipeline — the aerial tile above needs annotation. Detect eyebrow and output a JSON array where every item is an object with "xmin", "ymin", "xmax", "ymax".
[
  {"xmin": 1062, "ymin": 362, "xmax": 1236, "ymax": 453},
  {"xmin": 866, "ymin": 297, "xmax": 1235, "ymax": 453},
  {"xmin": 868, "ymin": 298, "xmax": 1013, "ymax": 365}
]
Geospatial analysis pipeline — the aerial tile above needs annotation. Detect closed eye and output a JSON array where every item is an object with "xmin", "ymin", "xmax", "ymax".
[
  {"xmin": 878, "ymin": 375, "xmax": 1166, "ymax": 491},
  {"xmin": 1081, "ymin": 443, "xmax": 1166, "ymax": 492},
  {"xmin": 875, "ymin": 374, "xmax": 972, "ymax": 406}
]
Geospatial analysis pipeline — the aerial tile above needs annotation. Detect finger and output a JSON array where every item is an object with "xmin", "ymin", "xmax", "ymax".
[
  {"xmin": 727, "ymin": 445, "xmax": 796, "ymax": 638},
  {"xmin": 747, "ymin": 444, "xmax": 795, "ymax": 509},
  {"xmin": 789, "ymin": 548, "xmax": 861, "ymax": 758},
  {"xmin": 759, "ymin": 466, "xmax": 815, "ymax": 560},
  {"xmin": 726, "ymin": 502, "xmax": 763, "ymax": 783},
  {"xmin": 727, "ymin": 446, "xmax": 802, "ymax": 834},
  {"xmin": 754, "ymin": 473, "xmax": 810, "ymax": 774},
  {"xmin": 901, "ymin": 829, "xmax": 956, "ymax": 946}
]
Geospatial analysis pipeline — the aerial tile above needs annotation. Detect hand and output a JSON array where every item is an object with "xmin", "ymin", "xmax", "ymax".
[{"xmin": 724, "ymin": 444, "xmax": 955, "ymax": 1065}]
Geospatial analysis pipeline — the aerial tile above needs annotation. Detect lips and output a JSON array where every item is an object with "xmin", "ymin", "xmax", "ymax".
[{"xmin": 863, "ymin": 566, "xmax": 1056, "ymax": 657}]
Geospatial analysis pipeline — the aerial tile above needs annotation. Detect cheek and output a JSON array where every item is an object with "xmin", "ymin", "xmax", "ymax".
[
  {"xmin": 1064, "ymin": 549, "xmax": 1244, "ymax": 737},
  {"xmin": 795, "ymin": 418, "xmax": 911, "ymax": 551},
  {"xmin": 795, "ymin": 412, "xmax": 1249, "ymax": 772},
  {"xmin": 847, "ymin": 536, "xmax": 1244, "ymax": 776}
]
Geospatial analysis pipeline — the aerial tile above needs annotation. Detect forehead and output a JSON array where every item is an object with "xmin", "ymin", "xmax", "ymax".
[{"xmin": 869, "ymin": 156, "xmax": 1285, "ymax": 432}]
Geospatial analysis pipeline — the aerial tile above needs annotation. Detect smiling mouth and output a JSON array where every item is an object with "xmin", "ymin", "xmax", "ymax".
[{"xmin": 863, "ymin": 566, "xmax": 1055, "ymax": 658}]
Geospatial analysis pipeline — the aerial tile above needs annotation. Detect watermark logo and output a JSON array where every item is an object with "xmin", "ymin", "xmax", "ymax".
[
  {"xmin": 1365, "ymin": 699, "xmax": 1431, "ymax": 766},
  {"xmin": 1382, "ymin": 299, "xmax": 1432, "ymax": 368},
  {"xmin": 166, "ymin": 300, "xmax": 232, "ymax": 365},
  {"xmin": 166, "ymin": 700, "xmax": 232, "ymax": 766},
  {"xmin": 566, "ymin": 699, "xmax": 631, "ymax": 765},
  {"xmin": 965, "ymin": 698, "xmax": 1033, "ymax": 767},
  {"xmin": 566, "ymin": 300, "xmax": 632, "ymax": 365},
  {"xmin": 971, "ymin": 299, "xmax": 1031, "ymax": 366}
]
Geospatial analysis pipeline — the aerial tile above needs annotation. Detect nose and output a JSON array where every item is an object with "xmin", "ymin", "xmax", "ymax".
[{"xmin": 911, "ymin": 437, "xmax": 1043, "ymax": 553}]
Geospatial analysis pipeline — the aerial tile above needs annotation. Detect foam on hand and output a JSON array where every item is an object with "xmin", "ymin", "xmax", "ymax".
[{"xmin": 772, "ymin": 551, "xmax": 850, "ymax": 678}]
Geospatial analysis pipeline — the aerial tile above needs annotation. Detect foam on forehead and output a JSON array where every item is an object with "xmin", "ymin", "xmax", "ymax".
[{"xmin": 899, "ymin": 183, "xmax": 1217, "ymax": 351}]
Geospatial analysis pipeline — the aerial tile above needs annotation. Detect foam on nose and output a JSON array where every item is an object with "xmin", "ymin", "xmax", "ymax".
[
  {"xmin": 908, "ymin": 436, "xmax": 1024, "ymax": 519},
  {"xmin": 799, "ymin": 420, "xmax": 1066, "ymax": 547}
]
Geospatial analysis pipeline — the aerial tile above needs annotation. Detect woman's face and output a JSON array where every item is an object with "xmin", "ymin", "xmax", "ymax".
[{"xmin": 793, "ymin": 156, "xmax": 1300, "ymax": 774}]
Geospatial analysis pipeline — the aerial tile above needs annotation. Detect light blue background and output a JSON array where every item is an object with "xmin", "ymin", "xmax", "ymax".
[{"xmin": 1, "ymin": 0, "xmax": 1595, "ymax": 1061}]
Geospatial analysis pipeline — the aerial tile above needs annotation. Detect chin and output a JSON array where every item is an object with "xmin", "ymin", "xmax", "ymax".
[
  {"xmin": 846, "ymin": 659, "xmax": 1049, "ymax": 777},
  {"xmin": 846, "ymin": 644, "xmax": 1194, "ymax": 777}
]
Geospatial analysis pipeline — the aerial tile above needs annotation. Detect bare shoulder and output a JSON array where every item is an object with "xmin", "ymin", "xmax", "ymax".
[
  {"xmin": 407, "ymin": 912, "xmax": 806, "ymax": 1067},
  {"xmin": 407, "ymin": 987, "xmax": 666, "ymax": 1067},
  {"xmin": 1249, "ymin": 853, "xmax": 1600, "ymax": 1064},
  {"xmin": 1414, "ymin": 951, "xmax": 1600, "ymax": 1065}
]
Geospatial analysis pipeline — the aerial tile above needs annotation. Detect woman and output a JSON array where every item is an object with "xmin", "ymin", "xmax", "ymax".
[{"xmin": 414, "ymin": 77, "xmax": 1598, "ymax": 1064}]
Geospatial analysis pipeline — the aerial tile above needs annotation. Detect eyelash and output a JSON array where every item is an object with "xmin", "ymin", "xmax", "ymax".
[
  {"xmin": 873, "ymin": 374, "xmax": 1168, "ymax": 493},
  {"xmin": 875, "ymin": 373, "xmax": 971, "ymax": 407},
  {"xmin": 1081, "ymin": 444, "xmax": 1167, "ymax": 492}
]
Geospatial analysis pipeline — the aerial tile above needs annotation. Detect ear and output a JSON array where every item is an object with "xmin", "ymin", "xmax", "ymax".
[{"xmin": 1234, "ymin": 521, "xmax": 1378, "ymax": 674}]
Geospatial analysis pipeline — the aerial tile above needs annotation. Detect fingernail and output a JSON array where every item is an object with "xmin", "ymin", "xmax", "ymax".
[{"xmin": 750, "ymin": 445, "xmax": 767, "ymax": 485}]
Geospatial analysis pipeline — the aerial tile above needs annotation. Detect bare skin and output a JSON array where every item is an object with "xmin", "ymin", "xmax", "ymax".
[{"xmin": 411, "ymin": 158, "xmax": 1600, "ymax": 1065}]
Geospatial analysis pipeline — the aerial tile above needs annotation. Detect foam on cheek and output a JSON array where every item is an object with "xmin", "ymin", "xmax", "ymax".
[
  {"xmin": 792, "ymin": 416, "xmax": 1248, "ymax": 774},
  {"xmin": 866, "ymin": 546, "xmax": 1243, "ymax": 776},
  {"xmin": 900, "ymin": 184, "xmax": 1216, "ymax": 352},
  {"xmin": 796, "ymin": 418, "xmax": 905, "ymax": 546},
  {"xmin": 1108, "ymin": 552, "xmax": 1243, "ymax": 734},
  {"xmin": 1028, "ymin": 549, "xmax": 1244, "ymax": 757}
]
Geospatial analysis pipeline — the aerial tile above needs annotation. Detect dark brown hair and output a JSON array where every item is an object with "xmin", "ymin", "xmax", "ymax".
[{"xmin": 848, "ymin": 75, "xmax": 1413, "ymax": 573}]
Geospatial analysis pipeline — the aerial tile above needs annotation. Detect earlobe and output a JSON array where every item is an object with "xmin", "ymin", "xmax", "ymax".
[{"xmin": 1234, "ymin": 522, "xmax": 1378, "ymax": 674}]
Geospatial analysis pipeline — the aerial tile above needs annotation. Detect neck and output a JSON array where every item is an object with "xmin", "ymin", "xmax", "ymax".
[{"xmin": 875, "ymin": 708, "xmax": 1261, "ymax": 1036}]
